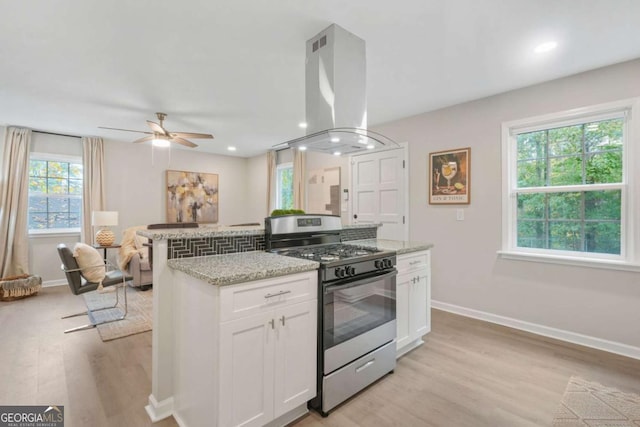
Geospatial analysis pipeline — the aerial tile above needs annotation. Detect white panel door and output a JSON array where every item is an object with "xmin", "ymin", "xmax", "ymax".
[
  {"xmin": 273, "ymin": 300, "xmax": 317, "ymax": 417},
  {"xmin": 219, "ymin": 312, "xmax": 275, "ymax": 427},
  {"xmin": 351, "ymin": 147, "xmax": 407, "ymax": 240}
]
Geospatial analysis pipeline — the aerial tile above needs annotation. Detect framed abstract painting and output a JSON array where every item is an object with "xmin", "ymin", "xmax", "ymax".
[{"xmin": 166, "ymin": 170, "xmax": 219, "ymax": 223}]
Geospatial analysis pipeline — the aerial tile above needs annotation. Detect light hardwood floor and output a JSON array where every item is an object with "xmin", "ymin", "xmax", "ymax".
[{"xmin": 1, "ymin": 286, "xmax": 639, "ymax": 427}]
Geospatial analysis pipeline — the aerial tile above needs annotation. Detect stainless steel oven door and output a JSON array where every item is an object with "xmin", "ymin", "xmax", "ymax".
[{"xmin": 323, "ymin": 269, "xmax": 397, "ymax": 374}]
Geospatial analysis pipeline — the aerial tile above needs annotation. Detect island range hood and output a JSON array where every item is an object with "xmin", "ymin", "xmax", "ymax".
[{"xmin": 274, "ymin": 24, "xmax": 399, "ymax": 155}]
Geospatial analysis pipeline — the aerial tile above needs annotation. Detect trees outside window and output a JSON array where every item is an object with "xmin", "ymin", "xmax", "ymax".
[
  {"xmin": 515, "ymin": 119, "xmax": 623, "ymax": 254},
  {"xmin": 276, "ymin": 163, "xmax": 293, "ymax": 210},
  {"xmin": 502, "ymin": 98, "xmax": 639, "ymax": 265}
]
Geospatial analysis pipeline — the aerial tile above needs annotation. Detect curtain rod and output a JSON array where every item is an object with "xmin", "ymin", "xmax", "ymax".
[{"xmin": 33, "ymin": 130, "xmax": 82, "ymax": 139}]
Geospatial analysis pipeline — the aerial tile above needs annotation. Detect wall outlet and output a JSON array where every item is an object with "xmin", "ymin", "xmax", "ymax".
[{"xmin": 456, "ymin": 209, "xmax": 464, "ymax": 221}]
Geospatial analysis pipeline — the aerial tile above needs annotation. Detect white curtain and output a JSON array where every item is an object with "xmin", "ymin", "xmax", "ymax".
[
  {"xmin": 292, "ymin": 147, "xmax": 306, "ymax": 211},
  {"xmin": 0, "ymin": 127, "xmax": 32, "ymax": 277},
  {"xmin": 81, "ymin": 137, "xmax": 106, "ymax": 244},
  {"xmin": 266, "ymin": 150, "xmax": 276, "ymax": 214}
]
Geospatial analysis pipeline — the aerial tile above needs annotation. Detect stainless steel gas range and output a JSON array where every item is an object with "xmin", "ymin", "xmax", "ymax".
[{"xmin": 265, "ymin": 214, "xmax": 397, "ymax": 416}]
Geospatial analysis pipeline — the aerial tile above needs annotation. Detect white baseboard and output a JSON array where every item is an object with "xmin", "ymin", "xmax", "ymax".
[
  {"xmin": 145, "ymin": 394, "xmax": 174, "ymax": 423},
  {"xmin": 431, "ymin": 300, "xmax": 640, "ymax": 361},
  {"xmin": 42, "ymin": 279, "xmax": 67, "ymax": 288}
]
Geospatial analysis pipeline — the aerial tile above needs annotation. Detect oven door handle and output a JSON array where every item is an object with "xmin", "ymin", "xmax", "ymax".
[{"xmin": 324, "ymin": 269, "xmax": 397, "ymax": 293}]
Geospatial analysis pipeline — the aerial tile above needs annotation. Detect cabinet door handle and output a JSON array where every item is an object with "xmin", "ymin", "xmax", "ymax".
[
  {"xmin": 411, "ymin": 277, "xmax": 416, "ymax": 284},
  {"xmin": 280, "ymin": 315, "xmax": 286, "ymax": 326},
  {"xmin": 355, "ymin": 359, "xmax": 375, "ymax": 373},
  {"xmin": 269, "ymin": 319, "xmax": 275, "ymax": 329},
  {"xmin": 264, "ymin": 290, "xmax": 291, "ymax": 299},
  {"xmin": 409, "ymin": 260, "xmax": 422, "ymax": 266},
  {"xmin": 416, "ymin": 276, "xmax": 420, "ymax": 282}
]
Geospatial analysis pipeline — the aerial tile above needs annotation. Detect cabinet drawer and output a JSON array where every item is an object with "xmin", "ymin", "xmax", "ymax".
[
  {"xmin": 219, "ymin": 271, "xmax": 317, "ymax": 322},
  {"xmin": 397, "ymin": 251, "xmax": 429, "ymax": 274}
]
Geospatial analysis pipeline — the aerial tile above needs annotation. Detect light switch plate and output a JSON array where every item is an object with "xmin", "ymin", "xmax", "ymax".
[{"xmin": 456, "ymin": 209, "xmax": 464, "ymax": 221}]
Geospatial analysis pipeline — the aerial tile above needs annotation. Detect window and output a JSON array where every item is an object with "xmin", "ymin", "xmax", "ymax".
[
  {"xmin": 276, "ymin": 163, "xmax": 293, "ymax": 210},
  {"xmin": 28, "ymin": 154, "xmax": 83, "ymax": 233},
  {"xmin": 501, "ymin": 99, "xmax": 640, "ymax": 268}
]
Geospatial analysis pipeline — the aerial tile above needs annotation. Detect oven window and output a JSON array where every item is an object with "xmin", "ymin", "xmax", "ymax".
[{"xmin": 323, "ymin": 275, "xmax": 396, "ymax": 349}]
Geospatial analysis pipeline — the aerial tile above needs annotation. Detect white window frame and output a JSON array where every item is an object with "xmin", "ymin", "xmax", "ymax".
[
  {"xmin": 275, "ymin": 162, "xmax": 293, "ymax": 210},
  {"xmin": 499, "ymin": 98, "xmax": 640, "ymax": 271},
  {"xmin": 28, "ymin": 152, "xmax": 83, "ymax": 236}
]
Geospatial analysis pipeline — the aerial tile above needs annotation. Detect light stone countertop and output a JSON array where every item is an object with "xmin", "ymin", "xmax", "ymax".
[
  {"xmin": 349, "ymin": 239, "xmax": 434, "ymax": 255},
  {"xmin": 167, "ymin": 251, "xmax": 319, "ymax": 286},
  {"xmin": 137, "ymin": 222, "xmax": 381, "ymax": 240},
  {"xmin": 138, "ymin": 225, "xmax": 265, "ymax": 240}
]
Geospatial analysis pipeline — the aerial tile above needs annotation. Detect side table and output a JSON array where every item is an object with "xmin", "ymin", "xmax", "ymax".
[{"xmin": 92, "ymin": 243, "xmax": 121, "ymax": 262}]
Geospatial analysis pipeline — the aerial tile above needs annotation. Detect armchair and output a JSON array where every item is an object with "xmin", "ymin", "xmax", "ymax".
[
  {"xmin": 118, "ymin": 223, "xmax": 199, "ymax": 289},
  {"xmin": 118, "ymin": 226, "xmax": 152, "ymax": 289}
]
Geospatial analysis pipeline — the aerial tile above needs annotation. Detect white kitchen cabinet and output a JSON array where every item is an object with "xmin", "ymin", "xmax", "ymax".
[
  {"xmin": 219, "ymin": 282, "xmax": 317, "ymax": 427},
  {"xmin": 395, "ymin": 250, "xmax": 431, "ymax": 357},
  {"xmin": 171, "ymin": 270, "xmax": 317, "ymax": 427}
]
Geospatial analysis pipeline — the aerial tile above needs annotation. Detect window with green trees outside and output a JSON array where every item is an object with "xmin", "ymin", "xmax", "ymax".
[
  {"xmin": 502, "ymin": 99, "xmax": 639, "ymax": 264},
  {"xmin": 516, "ymin": 118, "xmax": 623, "ymax": 254},
  {"xmin": 276, "ymin": 163, "xmax": 293, "ymax": 210}
]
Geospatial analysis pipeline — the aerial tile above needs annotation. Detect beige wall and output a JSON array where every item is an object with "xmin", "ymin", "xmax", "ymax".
[
  {"xmin": 104, "ymin": 141, "xmax": 253, "ymax": 236},
  {"xmin": 246, "ymin": 153, "xmax": 269, "ymax": 221},
  {"xmin": 373, "ymin": 58, "xmax": 640, "ymax": 348}
]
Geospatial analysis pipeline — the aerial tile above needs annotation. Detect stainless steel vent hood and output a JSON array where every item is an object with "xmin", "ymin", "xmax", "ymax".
[{"xmin": 274, "ymin": 24, "xmax": 399, "ymax": 155}]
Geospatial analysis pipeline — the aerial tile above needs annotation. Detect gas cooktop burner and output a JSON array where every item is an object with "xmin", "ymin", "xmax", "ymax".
[{"xmin": 276, "ymin": 243, "xmax": 382, "ymax": 263}]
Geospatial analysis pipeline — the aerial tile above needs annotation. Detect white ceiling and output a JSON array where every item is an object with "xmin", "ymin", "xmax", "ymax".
[{"xmin": 1, "ymin": 0, "xmax": 639, "ymax": 157}]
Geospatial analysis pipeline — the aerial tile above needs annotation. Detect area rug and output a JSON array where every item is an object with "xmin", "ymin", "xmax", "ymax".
[
  {"xmin": 83, "ymin": 286, "xmax": 152, "ymax": 342},
  {"xmin": 552, "ymin": 376, "xmax": 640, "ymax": 426}
]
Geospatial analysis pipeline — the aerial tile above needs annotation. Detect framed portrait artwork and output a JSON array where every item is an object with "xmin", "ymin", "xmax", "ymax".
[
  {"xmin": 429, "ymin": 147, "xmax": 471, "ymax": 205},
  {"xmin": 166, "ymin": 170, "xmax": 219, "ymax": 223}
]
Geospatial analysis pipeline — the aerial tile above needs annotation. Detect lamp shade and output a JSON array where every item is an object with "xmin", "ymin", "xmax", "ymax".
[{"xmin": 92, "ymin": 211, "xmax": 118, "ymax": 227}]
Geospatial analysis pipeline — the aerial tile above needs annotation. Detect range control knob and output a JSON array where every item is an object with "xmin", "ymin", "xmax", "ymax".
[
  {"xmin": 345, "ymin": 266, "xmax": 356, "ymax": 276},
  {"xmin": 335, "ymin": 267, "xmax": 345, "ymax": 278},
  {"xmin": 384, "ymin": 258, "xmax": 393, "ymax": 268},
  {"xmin": 374, "ymin": 260, "xmax": 383, "ymax": 269}
]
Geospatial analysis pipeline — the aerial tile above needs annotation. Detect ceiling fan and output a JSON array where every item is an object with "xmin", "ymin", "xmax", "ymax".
[{"xmin": 99, "ymin": 112, "xmax": 214, "ymax": 148}]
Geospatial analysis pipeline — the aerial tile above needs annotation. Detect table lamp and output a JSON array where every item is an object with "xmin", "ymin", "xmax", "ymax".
[{"xmin": 92, "ymin": 211, "xmax": 118, "ymax": 246}]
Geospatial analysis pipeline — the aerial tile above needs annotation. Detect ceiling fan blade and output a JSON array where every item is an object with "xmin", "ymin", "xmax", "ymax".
[
  {"xmin": 170, "ymin": 132, "xmax": 214, "ymax": 139},
  {"xmin": 146, "ymin": 120, "xmax": 167, "ymax": 135},
  {"xmin": 132, "ymin": 136, "xmax": 155, "ymax": 144},
  {"xmin": 171, "ymin": 137, "xmax": 198, "ymax": 148},
  {"xmin": 98, "ymin": 126, "xmax": 152, "ymax": 134}
]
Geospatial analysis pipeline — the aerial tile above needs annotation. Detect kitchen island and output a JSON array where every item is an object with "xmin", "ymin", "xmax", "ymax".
[
  {"xmin": 139, "ymin": 224, "xmax": 322, "ymax": 426},
  {"xmin": 139, "ymin": 224, "xmax": 432, "ymax": 425}
]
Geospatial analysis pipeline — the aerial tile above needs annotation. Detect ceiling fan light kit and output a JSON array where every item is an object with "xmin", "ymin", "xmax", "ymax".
[{"xmin": 99, "ymin": 112, "xmax": 214, "ymax": 148}]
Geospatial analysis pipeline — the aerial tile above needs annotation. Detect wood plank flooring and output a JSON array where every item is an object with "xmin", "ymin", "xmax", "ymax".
[{"xmin": 2, "ymin": 286, "xmax": 640, "ymax": 427}]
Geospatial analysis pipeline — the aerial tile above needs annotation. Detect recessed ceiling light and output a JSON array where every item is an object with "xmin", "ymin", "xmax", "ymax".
[
  {"xmin": 366, "ymin": 144, "xmax": 375, "ymax": 150},
  {"xmin": 299, "ymin": 146, "xmax": 307, "ymax": 151},
  {"xmin": 298, "ymin": 122, "xmax": 308, "ymax": 129},
  {"xmin": 333, "ymin": 151, "xmax": 341, "ymax": 156},
  {"xmin": 227, "ymin": 146, "xmax": 236, "ymax": 151},
  {"xmin": 534, "ymin": 41, "xmax": 557, "ymax": 53},
  {"xmin": 330, "ymin": 137, "xmax": 340, "ymax": 143}
]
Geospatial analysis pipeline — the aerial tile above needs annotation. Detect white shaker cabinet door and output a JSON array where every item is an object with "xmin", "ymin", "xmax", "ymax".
[
  {"xmin": 411, "ymin": 268, "xmax": 430, "ymax": 339},
  {"xmin": 395, "ymin": 273, "xmax": 412, "ymax": 351},
  {"xmin": 273, "ymin": 300, "xmax": 318, "ymax": 417},
  {"xmin": 219, "ymin": 311, "xmax": 275, "ymax": 427}
]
